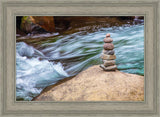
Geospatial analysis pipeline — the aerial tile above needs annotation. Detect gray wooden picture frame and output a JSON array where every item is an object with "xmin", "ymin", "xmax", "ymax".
[{"xmin": 0, "ymin": 0, "xmax": 159, "ymax": 117}]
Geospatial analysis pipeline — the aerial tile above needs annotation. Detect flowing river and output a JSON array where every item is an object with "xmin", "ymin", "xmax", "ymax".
[{"xmin": 16, "ymin": 24, "xmax": 144, "ymax": 101}]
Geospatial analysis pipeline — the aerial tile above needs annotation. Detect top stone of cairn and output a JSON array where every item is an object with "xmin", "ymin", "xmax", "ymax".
[{"xmin": 106, "ymin": 33, "xmax": 110, "ymax": 37}]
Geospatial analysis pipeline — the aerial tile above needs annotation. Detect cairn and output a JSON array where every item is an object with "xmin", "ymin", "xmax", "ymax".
[{"xmin": 100, "ymin": 33, "xmax": 117, "ymax": 71}]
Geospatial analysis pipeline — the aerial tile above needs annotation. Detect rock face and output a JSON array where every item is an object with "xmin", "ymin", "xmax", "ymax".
[
  {"xmin": 33, "ymin": 65, "xmax": 144, "ymax": 101},
  {"xmin": 31, "ymin": 16, "xmax": 55, "ymax": 32},
  {"xmin": 20, "ymin": 16, "xmax": 55, "ymax": 34},
  {"xmin": 16, "ymin": 16, "xmax": 142, "ymax": 35}
]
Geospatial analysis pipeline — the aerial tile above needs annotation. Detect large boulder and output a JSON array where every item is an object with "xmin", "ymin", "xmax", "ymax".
[
  {"xmin": 31, "ymin": 16, "xmax": 55, "ymax": 32},
  {"xmin": 33, "ymin": 65, "xmax": 144, "ymax": 101},
  {"xmin": 20, "ymin": 16, "xmax": 55, "ymax": 34}
]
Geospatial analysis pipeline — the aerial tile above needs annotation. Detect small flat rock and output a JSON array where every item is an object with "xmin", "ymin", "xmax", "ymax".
[
  {"xmin": 106, "ymin": 33, "xmax": 110, "ymax": 37},
  {"xmin": 100, "ymin": 54, "xmax": 116, "ymax": 60},
  {"xmin": 103, "ymin": 43, "xmax": 114, "ymax": 50},
  {"xmin": 102, "ymin": 49, "xmax": 115, "ymax": 55},
  {"xmin": 103, "ymin": 60, "xmax": 115, "ymax": 67},
  {"xmin": 100, "ymin": 64, "xmax": 117, "ymax": 71},
  {"xmin": 103, "ymin": 38, "xmax": 113, "ymax": 43}
]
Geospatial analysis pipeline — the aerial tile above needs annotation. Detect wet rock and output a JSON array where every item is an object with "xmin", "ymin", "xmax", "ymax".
[
  {"xmin": 103, "ymin": 43, "xmax": 114, "ymax": 50},
  {"xmin": 103, "ymin": 37, "xmax": 113, "ymax": 43},
  {"xmin": 100, "ymin": 54, "xmax": 116, "ymax": 60},
  {"xmin": 102, "ymin": 49, "xmax": 114, "ymax": 55},
  {"xmin": 100, "ymin": 64, "xmax": 117, "ymax": 71},
  {"xmin": 103, "ymin": 60, "xmax": 115, "ymax": 66}
]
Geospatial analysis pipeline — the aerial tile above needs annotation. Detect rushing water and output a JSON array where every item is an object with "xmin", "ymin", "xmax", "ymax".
[{"xmin": 16, "ymin": 24, "xmax": 144, "ymax": 101}]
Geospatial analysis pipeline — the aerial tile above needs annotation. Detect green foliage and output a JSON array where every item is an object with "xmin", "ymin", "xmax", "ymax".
[
  {"xmin": 20, "ymin": 16, "xmax": 32, "ymax": 33},
  {"xmin": 21, "ymin": 16, "xmax": 32, "ymax": 24}
]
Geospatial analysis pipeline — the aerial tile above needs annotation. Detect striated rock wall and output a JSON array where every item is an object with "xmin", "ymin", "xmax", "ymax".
[
  {"xmin": 33, "ymin": 65, "xmax": 144, "ymax": 101},
  {"xmin": 17, "ymin": 16, "xmax": 143, "ymax": 35}
]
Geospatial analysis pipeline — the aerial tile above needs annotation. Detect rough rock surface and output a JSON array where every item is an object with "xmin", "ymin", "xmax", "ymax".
[
  {"xmin": 100, "ymin": 64, "xmax": 117, "ymax": 71},
  {"xmin": 102, "ymin": 49, "xmax": 115, "ymax": 55},
  {"xmin": 100, "ymin": 54, "xmax": 116, "ymax": 60},
  {"xmin": 103, "ymin": 43, "xmax": 114, "ymax": 50},
  {"xmin": 103, "ymin": 60, "xmax": 116, "ymax": 66},
  {"xmin": 20, "ymin": 16, "xmax": 55, "ymax": 34},
  {"xmin": 106, "ymin": 33, "xmax": 110, "ymax": 37},
  {"xmin": 103, "ymin": 38, "xmax": 113, "ymax": 43},
  {"xmin": 31, "ymin": 16, "xmax": 55, "ymax": 32},
  {"xmin": 33, "ymin": 65, "xmax": 144, "ymax": 101}
]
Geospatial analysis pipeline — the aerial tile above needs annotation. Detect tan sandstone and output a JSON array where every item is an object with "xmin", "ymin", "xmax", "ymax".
[{"xmin": 33, "ymin": 65, "xmax": 144, "ymax": 101}]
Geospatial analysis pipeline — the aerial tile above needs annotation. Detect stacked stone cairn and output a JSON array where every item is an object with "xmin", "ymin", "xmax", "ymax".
[{"xmin": 100, "ymin": 33, "xmax": 117, "ymax": 71}]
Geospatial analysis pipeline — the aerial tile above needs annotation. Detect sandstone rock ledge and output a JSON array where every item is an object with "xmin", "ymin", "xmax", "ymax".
[{"xmin": 33, "ymin": 65, "xmax": 144, "ymax": 101}]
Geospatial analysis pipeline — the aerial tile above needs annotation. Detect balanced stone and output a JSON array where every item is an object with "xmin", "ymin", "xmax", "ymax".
[
  {"xmin": 103, "ymin": 43, "xmax": 114, "ymax": 50},
  {"xmin": 100, "ymin": 33, "xmax": 117, "ymax": 72},
  {"xmin": 103, "ymin": 37, "xmax": 113, "ymax": 43},
  {"xmin": 103, "ymin": 60, "xmax": 115, "ymax": 67},
  {"xmin": 102, "ymin": 49, "xmax": 114, "ymax": 55},
  {"xmin": 100, "ymin": 64, "xmax": 117, "ymax": 71},
  {"xmin": 100, "ymin": 54, "xmax": 116, "ymax": 60},
  {"xmin": 106, "ymin": 33, "xmax": 110, "ymax": 37}
]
